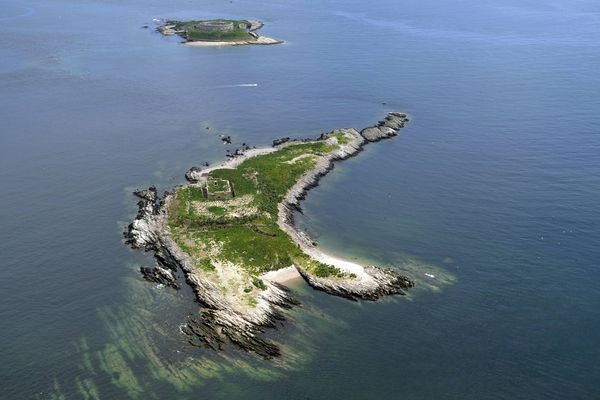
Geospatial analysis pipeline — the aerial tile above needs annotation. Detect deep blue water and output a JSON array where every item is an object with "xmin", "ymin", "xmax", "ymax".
[{"xmin": 1, "ymin": 0, "xmax": 599, "ymax": 398}]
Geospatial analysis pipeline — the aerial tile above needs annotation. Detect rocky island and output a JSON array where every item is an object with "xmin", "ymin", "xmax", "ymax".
[
  {"xmin": 157, "ymin": 19, "xmax": 283, "ymax": 46},
  {"xmin": 125, "ymin": 113, "xmax": 414, "ymax": 358}
]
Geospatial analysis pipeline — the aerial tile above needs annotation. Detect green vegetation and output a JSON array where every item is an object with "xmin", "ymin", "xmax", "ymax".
[
  {"xmin": 167, "ymin": 137, "xmax": 358, "ymax": 296},
  {"xmin": 207, "ymin": 178, "xmax": 230, "ymax": 194},
  {"xmin": 207, "ymin": 206, "xmax": 227, "ymax": 216},
  {"xmin": 169, "ymin": 19, "xmax": 256, "ymax": 42},
  {"xmin": 334, "ymin": 131, "xmax": 350, "ymax": 145},
  {"xmin": 198, "ymin": 258, "xmax": 216, "ymax": 272}
]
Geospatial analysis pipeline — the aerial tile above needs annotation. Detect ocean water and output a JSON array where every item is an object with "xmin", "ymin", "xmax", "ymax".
[{"xmin": 1, "ymin": 0, "xmax": 599, "ymax": 398}]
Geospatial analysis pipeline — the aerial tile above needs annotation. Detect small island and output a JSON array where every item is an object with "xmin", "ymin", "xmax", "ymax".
[
  {"xmin": 125, "ymin": 113, "xmax": 413, "ymax": 358},
  {"xmin": 157, "ymin": 19, "xmax": 283, "ymax": 46}
]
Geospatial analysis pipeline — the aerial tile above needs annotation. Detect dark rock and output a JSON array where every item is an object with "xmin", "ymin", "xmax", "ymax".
[
  {"xmin": 360, "ymin": 127, "xmax": 387, "ymax": 142},
  {"xmin": 133, "ymin": 186, "xmax": 157, "ymax": 202},
  {"xmin": 220, "ymin": 135, "xmax": 232, "ymax": 144},
  {"xmin": 297, "ymin": 267, "xmax": 414, "ymax": 302},
  {"xmin": 359, "ymin": 112, "xmax": 409, "ymax": 142},
  {"xmin": 272, "ymin": 137, "xmax": 290, "ymax": 146},
  {"xmin": 185, "ymin": 166, "xmax": 205, "ymax": 183},
  {"xmin": 140, "ymin": 266, "xmax": 180, "ymax": 289}
]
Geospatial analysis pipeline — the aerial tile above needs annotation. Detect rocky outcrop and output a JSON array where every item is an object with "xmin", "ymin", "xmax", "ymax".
[
  {"xmin": 247, "ymin": 20, "xmax": 264, "ymax": 31},
  {"xmin": 140, "ymin": 265, "xmax": 179, "ymax": 289},
  {"xmin": 185, "ymin": 166, "xmax": 204, "ymax": 183},
  {"xmin": 360, "ymin": 112, "xmax": 409, "ymax": 142},
  {"xmin": 272, "ymin": 137, "xmax": 291, "ymax": 146},
  {"xmin": 297, "ymin": 266, "xmax": 414, "ymax": 301},
  {"xmin": 220, "ymin": 134, "xmax": 232, "ymax": 144},
  {"xmin": 124, "ymin": 113, "xmax": 413, "ymax": 358}
]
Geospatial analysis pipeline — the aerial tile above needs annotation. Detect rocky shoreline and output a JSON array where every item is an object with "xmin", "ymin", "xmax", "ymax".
[{"xmin": 124, "ymin": 113, "xmax": 414, "ymax": 358}]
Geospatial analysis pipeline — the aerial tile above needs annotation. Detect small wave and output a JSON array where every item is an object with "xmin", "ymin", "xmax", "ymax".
[{"xmin": 215, "ymin": 83, "xmax": 259, "ymax": 88}]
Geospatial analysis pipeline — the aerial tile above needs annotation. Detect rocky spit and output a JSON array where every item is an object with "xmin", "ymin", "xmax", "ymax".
[{"xmin": 124, "ymin": 112, "xmax": 414, "ymax": 358}]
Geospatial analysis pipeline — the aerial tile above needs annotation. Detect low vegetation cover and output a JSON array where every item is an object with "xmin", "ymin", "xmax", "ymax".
[{"xmin": 167, "ymin": 135, "xmax": 355, "ymax": 306}]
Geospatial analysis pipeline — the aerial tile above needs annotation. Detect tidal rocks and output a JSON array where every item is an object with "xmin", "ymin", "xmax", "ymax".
[
  {"xmin": 133, "ymin": 186, "xmax": 157, "ymax": 202},
  {"xmin": 297, "ymin": 267, "xmax": 414, "ymax": 301},
  {"xmin": 360, "ymin": 112, "xmax": 409, "ymax": 142},
  {"xmin": 182, "ymin": 283, "xmax": 299, "ymax": 358},
  {"xmin": 185, "ymin": 166, "xmax": 205, "ymax": 183},
  {"xmin": 140, "ymin": 265, "xmax": 180, "ymax": 289},
  {"xmin": 220, "ymin": 134, "xmax": 232, "ymax": 144},
  {"xmin": 272, "ymin": 137, "xmax": 291, "ymax": 146}
]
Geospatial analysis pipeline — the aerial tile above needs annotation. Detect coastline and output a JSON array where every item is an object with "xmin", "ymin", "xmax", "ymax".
[
  {"xmin": 184, "ymin": 36, "xmax": 283, "ymax": 47},
  {"xmin": 124, "ymin": 112, "xmax": 413, "ymax": 357},
  {"xmin": 276, "ymin": 123, "xmax": 415, "ymax": 300}
]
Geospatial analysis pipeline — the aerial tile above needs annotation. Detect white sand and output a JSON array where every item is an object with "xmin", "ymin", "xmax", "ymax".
[
  {"xmin": 261, "ymin": 266, "xmax": 302, "ymax": 284},
  {"xmin": 184, "ymin": 36, "xmax": 283, "ymax": 47}
]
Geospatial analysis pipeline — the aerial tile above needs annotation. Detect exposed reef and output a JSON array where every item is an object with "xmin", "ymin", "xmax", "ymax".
[{"xmin": 124, "ymin": 112, "xmax": 413, "ymax": 358}]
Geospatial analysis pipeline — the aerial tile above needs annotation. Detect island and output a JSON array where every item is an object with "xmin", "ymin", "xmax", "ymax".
[
  {"xmin": 124, "ymin": 113, "xmax": 414, "ymax": 358},
  {"xmin": 156, "ymin": 19, "xmax": 283, "ymax": 46}
]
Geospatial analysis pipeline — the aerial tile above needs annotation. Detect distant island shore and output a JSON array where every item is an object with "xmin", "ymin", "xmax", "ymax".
[
  {"xmin": 156, "ymin": 19, "xmax": 283, "ymax": 46},
  {"xmin": 124, "ymin": 113, "xmax": 413, "ymax": 358}
]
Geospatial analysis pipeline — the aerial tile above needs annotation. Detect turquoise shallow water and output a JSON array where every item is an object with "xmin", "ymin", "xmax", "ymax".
[{"xmin": 1, "ymin": 0, "xmax": 599, "ymax": 398}]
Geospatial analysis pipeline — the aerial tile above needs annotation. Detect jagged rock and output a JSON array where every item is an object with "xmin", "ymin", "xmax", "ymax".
[
  {"xmin": 185, "ymin": 166, "xmax": 205, "ymax": 183},
  {"xmin": 133, "ymin": 186, "xmax": 157, "ymax": 202},
  {"xmin": 272, "ymin": 137, "xmax": 291, "ymax": 146},
  {"xmin": 220, "ymin": 134, "xmax": 232, "ymax": 144},
  {"xmin": 140, "ymin": 266, "xmax": 180, "ymax": 289},
  {"xmin": 296, "ymin": 267, "xmax": 413, "ymax": 301},
  {"xmin": 247, "ymin": 20, "xmax": 264, "ymax": 31},
  {"xmin": 360, "ymin": 112, "xmax": 409, "ymax": 142}
]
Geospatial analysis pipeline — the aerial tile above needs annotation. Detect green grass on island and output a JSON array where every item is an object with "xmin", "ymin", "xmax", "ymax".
[
  {"xmin": 168, "ymin": 19, "xmax": 257, "ymax": 42},
  {"xmin": 167, "ymin": 134, "xmax": 357, "ymax": 306}
]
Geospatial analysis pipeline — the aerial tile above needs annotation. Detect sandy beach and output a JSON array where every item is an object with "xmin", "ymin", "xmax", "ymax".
[
  {"xmin": 184, "ymin": 36, "xmax": 283, "ymax": 47},
  {"xmin": 261, "ymin": 266, "xmax": 302, "ymax": 284}
]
